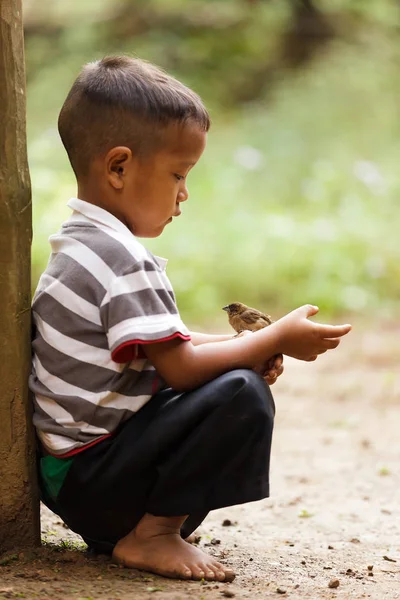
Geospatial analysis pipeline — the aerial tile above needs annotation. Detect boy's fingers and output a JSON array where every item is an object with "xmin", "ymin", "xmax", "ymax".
[
  {"xmin": 322, "ymin": 338, "xmax": 341, "ymax": 349},
  {"xmin": 264, "ymin": 363, "xmax": 284, "ymax": 382},
  {"xmin": 319, "ymin": 323, "xmax": 352, "ymax": 338},
  {"xmin": 300, "ymin": 304, "xmax": 319, "ymax": 318},
  {"xmin": 268, "ymin": 365, "xmax": 284, "ymax": 377}
]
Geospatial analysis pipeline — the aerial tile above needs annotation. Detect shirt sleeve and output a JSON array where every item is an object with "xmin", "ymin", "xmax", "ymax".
[{"xmin": 100, "ymin": 259, "xmax": 190, "ymax": 363}]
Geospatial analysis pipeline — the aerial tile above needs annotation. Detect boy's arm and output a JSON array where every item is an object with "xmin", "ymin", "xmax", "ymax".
[
  {"xmin": 144, "ymin": 305, "xmax": 351, "ymax": 392},
  {"xmin": 190, "ymin": 332, "xmax": 233, "ymax": 345},
  {"xmin": 191, "ymin": 330, "xmax": 284, "ymax": 386}
]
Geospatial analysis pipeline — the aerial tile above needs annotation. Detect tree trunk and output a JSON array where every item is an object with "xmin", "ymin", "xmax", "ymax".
[{"xmin": 0, "ymin": 0, "xmax": 40, "ymax": 553}]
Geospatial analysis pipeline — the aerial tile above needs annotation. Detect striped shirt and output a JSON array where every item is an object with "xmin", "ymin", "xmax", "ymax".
[{"xmin": 30, "ymin": 198, "xmax": 190, "ymax": 456}]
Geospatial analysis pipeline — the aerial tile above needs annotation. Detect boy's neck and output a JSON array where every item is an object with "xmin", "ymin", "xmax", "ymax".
[{"xmin": 77, "ymin": 181, "xmax": 129, "ymax": 229}]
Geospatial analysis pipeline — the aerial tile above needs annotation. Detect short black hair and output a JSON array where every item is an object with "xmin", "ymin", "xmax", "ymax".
[{"xmin": 58, "ymin": 56, "xmax": 210, "ymax": 177}]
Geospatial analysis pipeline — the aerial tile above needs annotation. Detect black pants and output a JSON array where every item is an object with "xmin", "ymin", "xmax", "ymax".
[{"xmin": 47, "ymin": 369, "xmax": 275, "ymax": 554}]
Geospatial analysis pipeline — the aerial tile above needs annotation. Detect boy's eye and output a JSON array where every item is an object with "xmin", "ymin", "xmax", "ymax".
[{"xmin": 174, "ymin": 173, "xmax": 184, "ymax": 181}]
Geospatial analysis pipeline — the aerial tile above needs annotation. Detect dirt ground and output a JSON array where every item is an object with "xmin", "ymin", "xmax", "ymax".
[{"xmin": 0, "ymin": 322, "xmax": 399, "ymax": 599}]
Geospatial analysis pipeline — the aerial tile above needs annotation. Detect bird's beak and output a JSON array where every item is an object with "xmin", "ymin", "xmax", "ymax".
[{"xmin": 222, "ymin": 306, "xmax": 229, "ymax": 312}]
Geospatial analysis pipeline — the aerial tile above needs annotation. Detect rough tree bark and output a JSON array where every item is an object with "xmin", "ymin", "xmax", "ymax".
[{"xmin": 0, "ymin": 0, "xmax": 40, "ymax": 553}]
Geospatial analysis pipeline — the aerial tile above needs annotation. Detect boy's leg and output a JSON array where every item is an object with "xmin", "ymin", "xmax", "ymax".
[
  {"xmin": 113, "ymin": 369, "xmax": 274, "ymax": 581},
  {"xmin": 56, "ymin": 369, "xmax": 275, "ymax": 581}
]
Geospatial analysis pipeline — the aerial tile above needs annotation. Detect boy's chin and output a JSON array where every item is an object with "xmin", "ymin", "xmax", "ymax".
[{"xmin": 135, "ymin": 225, "xmax": 166, "ymax": 239}]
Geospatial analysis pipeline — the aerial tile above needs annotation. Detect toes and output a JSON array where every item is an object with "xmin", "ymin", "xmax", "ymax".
[
  {"xmin": 223, "ymin": 568, "xmax": 236, "ymax": 583},
  {"xmin": 179, "ymin": 566, "xmax": 193, "ymax": 580},
  {"xmin": 190, "ymin": 566, "xmax": 206, "ymax": 580},
  {"xmin": 202, "ymin": 561, "xmax": 226, "ymax": 582},
  {"xmin": 210, "ymin": 562, "xmax": 235, "ymax": 582},
  {"xmin": 215, "ymin": 569, "xmax": 227, "ymax": 582},
  {"xmin": 190, "ymin": 562, "xmax": 220, "ymax": 581},
  {"xmin": 203, "ymin": 567, "xmax": 217, "ymax": 580}
]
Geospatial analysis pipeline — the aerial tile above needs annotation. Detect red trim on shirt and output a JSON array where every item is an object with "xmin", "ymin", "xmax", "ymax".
[
  {"xmin": 112, "ymin": 332, "xmax": 191, "ymax": 363},
  {"xmin": 51, "ymin": 433, "xmax": 113, "ymax": 459}
]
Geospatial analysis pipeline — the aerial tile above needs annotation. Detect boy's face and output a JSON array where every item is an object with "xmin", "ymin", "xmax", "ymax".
[{"xmin": 113, "ymin": 121, "xmax": 207, "ymax": 238}]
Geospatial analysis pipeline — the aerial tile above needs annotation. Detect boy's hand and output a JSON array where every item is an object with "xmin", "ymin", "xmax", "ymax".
[
  {"xmin": 235, "ymin": 330, "xmax": 283, "ymax": 384},
  {"xmin": 260, "ymin": 353, "xmax": 284, "ymax": 385},
  {"xmin": 273, "ymin": 304, "xmax": 352, "ymax": 361}
]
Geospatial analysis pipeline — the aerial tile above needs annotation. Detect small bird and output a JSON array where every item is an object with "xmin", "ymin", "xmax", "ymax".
[
  {"xmin": 223, "ymin": 302, "xmax": 283, "ymax": 384},
  {"xmin": 222, "ymin": 302, "xmax": 274, "ymax": 334}
]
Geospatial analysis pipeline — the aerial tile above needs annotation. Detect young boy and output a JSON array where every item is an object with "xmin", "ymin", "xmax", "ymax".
[{"xmin": 30, "ymin": 56, "xmax": 351, "ymax": 582}]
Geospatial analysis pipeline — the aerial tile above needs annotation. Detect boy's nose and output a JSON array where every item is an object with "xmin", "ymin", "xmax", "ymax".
[{"xmin": 178, "ymin": 187, "xmax": 189, "ymax": 202}]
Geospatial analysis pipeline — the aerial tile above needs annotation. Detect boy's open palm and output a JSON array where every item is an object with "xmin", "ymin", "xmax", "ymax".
[{"xmin": 273, "ymin": 304, "xmax": 352, "ymax": 361}]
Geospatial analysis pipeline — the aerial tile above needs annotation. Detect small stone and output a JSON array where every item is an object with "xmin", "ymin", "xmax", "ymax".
[
  {"xmin": 222, "ymin": 519, "xmax": 233, "ymax": 527},
  {"xmin": 367, "ymin": 565, "xmax": 373, "ymax": 571},
  {"xmin": 211, "ymin": 538, "xmax": 221, "ymax": 546},
  {"xmin": 328, "ymin": 545, "xmax": 334, "ymax": 550},
  {"xmin": 328, "ymin": 578, "xmax": 340, "ymax": 589},
  {"xmin": 276, "ymin": 588, "xmax": 287, "ymax": 595},
  {"xmin": 368, "ymin": 572, "xmax": 374, "ymax": 577},
  {"xmin": 221, "ymin": 590, "xmax": 235, "ymax": 598},
  {"xmin": 346, "ymin": 569, "xmax": 353, "ymax": 574},
  {"xmin": 350, "ymin": 538, "xmax": 360, "ymax": 544},
  {"xmin": 301, "ymin": 560, "xmax": 306, "ymax": 565}
]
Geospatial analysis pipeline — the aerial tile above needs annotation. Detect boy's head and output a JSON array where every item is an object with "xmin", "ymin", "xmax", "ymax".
[{"xmin": 58, "ymin": 56, "xmax": 209, "ymax": 237}]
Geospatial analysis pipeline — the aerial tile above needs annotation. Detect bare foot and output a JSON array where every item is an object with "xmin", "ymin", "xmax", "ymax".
[{"xmin": 112, "ymin": 513, "xmax": 235, "ymax": 582}]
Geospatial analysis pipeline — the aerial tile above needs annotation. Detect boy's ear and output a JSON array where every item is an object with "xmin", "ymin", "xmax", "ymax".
[{"xmin": 106, "ymin": 146, "xmax": 133, "ymax": 189}]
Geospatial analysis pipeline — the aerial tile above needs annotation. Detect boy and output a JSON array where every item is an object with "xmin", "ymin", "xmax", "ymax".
[{"xmin": 30, "ymin": 56, "xmax": 351, "ymax": 582}]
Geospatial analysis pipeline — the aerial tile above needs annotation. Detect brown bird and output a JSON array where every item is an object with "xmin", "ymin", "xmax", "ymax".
[
  {"xmin": 222, "ymin": 302, "xmax": 274, "ymax": 334},
  {"xmin": 223, "ymin": 302, "xmax": 283, "ymax": 383}
]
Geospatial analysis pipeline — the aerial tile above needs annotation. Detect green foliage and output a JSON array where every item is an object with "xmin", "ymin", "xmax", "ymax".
[{"xmin": 26, "ymin": 2, "xmax": 400, "ymax": 325}]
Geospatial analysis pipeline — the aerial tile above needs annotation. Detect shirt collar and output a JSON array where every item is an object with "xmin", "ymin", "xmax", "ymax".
[
  {"xmin": 67, "ymin": 197, "xmax": 133, "ymax": 238},
  {"xmin": 66, "ymin": 197, "xmax": 168, "ymax": 270}
]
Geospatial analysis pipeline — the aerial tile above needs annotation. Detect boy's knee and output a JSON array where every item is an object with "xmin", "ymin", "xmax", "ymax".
[{"xmin": 229, "ymin": 369, "xmax": 275, "ymax": 423}]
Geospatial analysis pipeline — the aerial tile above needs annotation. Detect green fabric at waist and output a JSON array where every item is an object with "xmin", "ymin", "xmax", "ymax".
[{"xmin": 40, "ymin": 454, "xmax": 74, "ymax": 500}]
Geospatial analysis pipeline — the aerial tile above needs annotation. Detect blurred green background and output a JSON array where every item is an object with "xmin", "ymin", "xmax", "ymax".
[{"xmin": 24, "ymin": 0, "xmax": 400, "ymax": 327}]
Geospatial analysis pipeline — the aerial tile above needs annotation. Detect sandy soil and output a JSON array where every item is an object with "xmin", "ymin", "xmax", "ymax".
[{"xmin": 0, "ymin": 322, "xmax": 399, "ymax": 599}]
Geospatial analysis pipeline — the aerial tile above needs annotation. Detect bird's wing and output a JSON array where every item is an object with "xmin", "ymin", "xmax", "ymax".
[{"xmin": 241, "ymin": 308, "xmax": 272, "ymax": 325}]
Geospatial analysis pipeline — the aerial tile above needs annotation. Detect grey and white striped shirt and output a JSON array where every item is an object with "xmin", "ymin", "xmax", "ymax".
[{"xmin": 30, "ymin": 198, "xmax": 190, "ymax": 456}]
